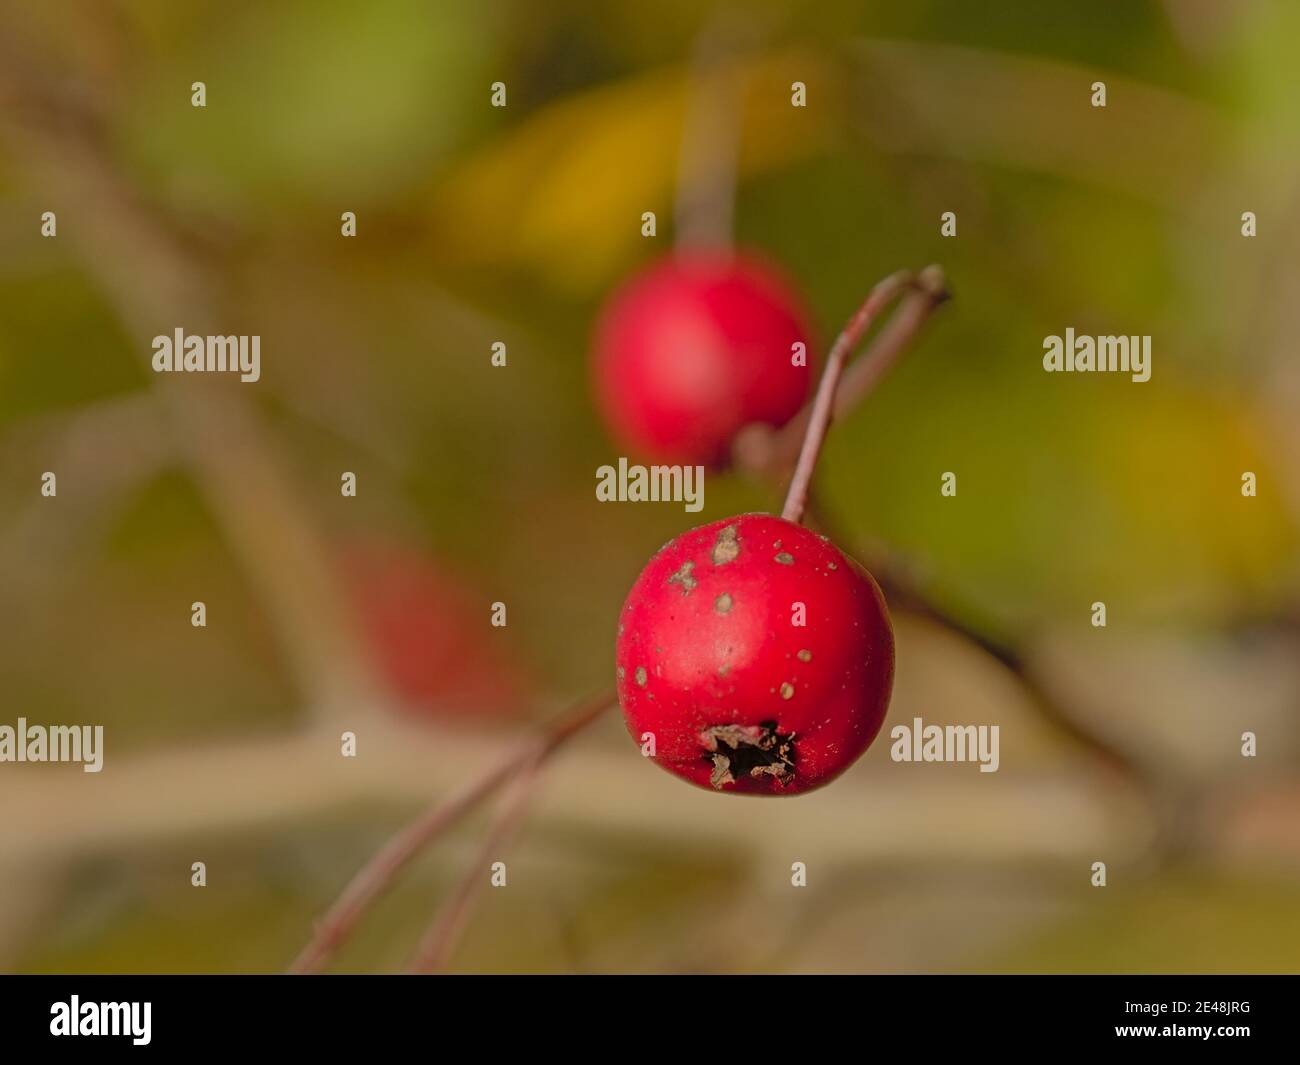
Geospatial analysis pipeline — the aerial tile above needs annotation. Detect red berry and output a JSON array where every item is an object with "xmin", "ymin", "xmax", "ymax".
[
  {"xmin": 591, "ymin": 250, "xmax": 813, "ymax": 466},
  {"xmin": 340, "ymin": 541, "xmax": 527, "ymax": 721},
  {"xmin": 616, "ymin": 514, "xmax": 893, "ymax": 795}
]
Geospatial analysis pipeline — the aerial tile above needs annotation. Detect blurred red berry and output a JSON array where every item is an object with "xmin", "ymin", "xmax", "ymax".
[
  {"xmin": 616, "ymin": 514, "xmax": 893, "ymax": 795},
  {"xmin": 340, "ymin": 541, "xmax": 526, "ymax": 721},
  {"xmin": 592, "ymin": 250, "xmax": 813, "ymax": 466}
]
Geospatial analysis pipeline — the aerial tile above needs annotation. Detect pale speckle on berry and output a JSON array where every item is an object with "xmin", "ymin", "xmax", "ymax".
[
  {"xmin": 711, "ymin": 524, "xmax": 741, "ymax": 565},
  {"xmin": 715, "ymin": 592, "xmax": 733, "ymax": 614},
  {"xmin": 635, "ymin": 666, "xmax": 648, "ymax": 686},
  {"xmin": 827, "ymin": 561, "xmax": 838, "ymax": 570},
  {"xmin": 774, "ymin": 551, "xmax": 794, "ymax": 565},
  {"xmin": 667, "ymin": 560, "xmax": 697, "ymax": 594},
  {"xmin": 617, "ymin": 666, "xmax": 625, "ymax": 680},
  {"xmin": 780, "ymin": 682, "xmax": 795, "ymax": 700},
  {"xmin": 797, "ymin": 649, "xmax": 812, "ymax": 662}
]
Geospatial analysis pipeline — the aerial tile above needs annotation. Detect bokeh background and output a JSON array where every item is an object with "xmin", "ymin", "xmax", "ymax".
[{"xmin": 1, "ymin": 0, "xmax": 1298, "ymax": 974}]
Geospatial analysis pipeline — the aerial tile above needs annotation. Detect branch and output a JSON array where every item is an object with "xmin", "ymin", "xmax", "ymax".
[
  {"xmin": 0, "ymin": 41, "xmax": 389, "ymax": 727},
  {"xmin": 404, "ymin": 754, "xmax": 544, "ymax": 974},
  {"xmin": 673, "ymin": 18, "xmax": 745, "ymax": 251},
  {"xmin": 287, "ymin": 693, "xmax": 613, "ymax": 975},
  {"xmin": 781, "ymin": 269, "xmax": 936, "ymax": 523},
  {"xmin": 742, "ymin": 266, "xmax": 1142, "ymax": 778},
  {"xmin": 733, "ymin": 265, "xmax": 949, "ymax": 479}
]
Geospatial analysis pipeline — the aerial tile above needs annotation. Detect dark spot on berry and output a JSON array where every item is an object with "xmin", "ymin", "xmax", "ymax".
[{"xmin": 699, "ymin": 721, "xmax": 797, "ymax": 789}]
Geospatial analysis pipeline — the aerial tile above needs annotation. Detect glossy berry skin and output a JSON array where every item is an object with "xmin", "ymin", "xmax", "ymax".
[
  {"xmin": 616, "ymin": 514, "xmax": 893, "ymax": 795},
  {"xmin": 592, "ymin": 251, "xmax": 813, "ymax": 466}
]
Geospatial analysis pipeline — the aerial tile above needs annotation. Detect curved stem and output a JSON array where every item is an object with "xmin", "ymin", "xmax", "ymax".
[
  {"xmin": 832, "ymin": 265, "xmax": 950, "ymax": 423},
  {"xmin": 287, "ymin": 693, "xmax": 614, "ymax": 975},
  {"xmin": 781, "ymin": 270, "xmax": 919, "ymax": 523},
  {"xmin": 733, "ymin": 266, "xmax": 949, "ymax": 479},
  {"xmin": 404, "ymin": 754, "xmax": 544, "ymax": 974}
]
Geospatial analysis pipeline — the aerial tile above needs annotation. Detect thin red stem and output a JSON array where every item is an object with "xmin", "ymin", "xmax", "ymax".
[
  {"xmin": 832, "ymin": 265, "xmax": 949, "ymax": 422},
  {"xmin": 404, "ymin": 755, "xmax": 544, "ymax": 974},
  {"xmin": 287, "ymin": 693, "xmax": 613, "ymax": 975},
  {"xmin": 781, "ymin": 270, "xmax": 917, "ymax": 523}
]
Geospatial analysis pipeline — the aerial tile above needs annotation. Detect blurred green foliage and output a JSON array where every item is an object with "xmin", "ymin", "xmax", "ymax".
[{"xmin": 1, "ymin": 0, "xmax": 1297, "ymax": 974}]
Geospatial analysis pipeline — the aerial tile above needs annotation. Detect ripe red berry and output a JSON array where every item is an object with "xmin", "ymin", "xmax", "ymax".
[
  {"xmin": 616, "ymin": 513, "xmax": 893, "ymax": 795},
  {"xmin": 340, "ymin": 541, "xmax": 526, "ymax": 721},
  {"xmin": 591, "ymin": 250, "xmax": 813, "ymax": 466}
]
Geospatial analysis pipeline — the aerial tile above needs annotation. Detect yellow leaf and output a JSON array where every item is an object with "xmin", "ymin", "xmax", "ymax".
[{"xmin": 433, "ymin": 50, "xmax": 833, "ymax": 291}]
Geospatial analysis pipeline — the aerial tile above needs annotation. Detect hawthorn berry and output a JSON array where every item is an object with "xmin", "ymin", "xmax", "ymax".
[
  {"xmin": 615, "ymin": 513, "xmax": 893, "ymax": 795},
  {"xmin": 340, "ymin": 541, "xmax": 526, "ymax": 721},
  {"xmin": 591, "ymin": 250, "xmax": 813, "ymax": 466}
]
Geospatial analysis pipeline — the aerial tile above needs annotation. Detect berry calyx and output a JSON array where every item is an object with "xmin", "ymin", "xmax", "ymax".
[
  {"xmin": 615, "ymin": 514, "xmax": 894, "ymax": 795},
  {"xmin": 591, "ymin": 250, "xmax": 813, "ymax": 466}
]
